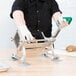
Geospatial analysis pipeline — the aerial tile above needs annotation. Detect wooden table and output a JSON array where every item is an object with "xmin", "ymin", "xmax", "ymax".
[{"xmin": 0, "ymin": 49, "xmax": 76, "ymax": 76}]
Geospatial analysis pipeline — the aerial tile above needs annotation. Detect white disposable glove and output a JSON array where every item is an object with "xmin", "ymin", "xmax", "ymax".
[
  {"xmin": 17, "ymin": 25, "xmax": 34, "ymax": 41},
  {"xmin": 57, "ymin": 16, "xmax": 68, "ymax": 29}
]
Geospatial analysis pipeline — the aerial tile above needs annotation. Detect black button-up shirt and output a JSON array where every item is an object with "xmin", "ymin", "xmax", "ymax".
[{"xmin": 10, "ymin": 0, "xmax": 61, "ymax": 37}]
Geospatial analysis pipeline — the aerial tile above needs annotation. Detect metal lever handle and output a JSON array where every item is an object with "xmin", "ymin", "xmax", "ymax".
[{"xmin": 52, "ymin": 20, "xmax": 61, "ymax": 38}]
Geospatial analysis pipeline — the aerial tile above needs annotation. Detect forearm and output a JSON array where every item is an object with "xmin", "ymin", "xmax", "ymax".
[
  {"xmin": 13, "ymin": 10, "xmax": 30, "ymax": 32},
  {"xmin": 53, "ymin": 12, "xmax": 62, "ymax": 23},
  {"xmin": 13, "ymin": 10, "xmax": 26, "ymax": 26}
]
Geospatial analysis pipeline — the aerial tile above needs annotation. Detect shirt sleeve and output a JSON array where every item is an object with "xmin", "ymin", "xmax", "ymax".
[
  {"xmin": 50, "ymin": 0, "xmax": 62, "ymax": 16},
  {"xmin": 10, "ymin": 0, "xmax": 26, "ymax": 18}
]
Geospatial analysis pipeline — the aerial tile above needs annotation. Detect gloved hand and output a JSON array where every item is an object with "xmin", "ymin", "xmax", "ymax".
[
  {"xmin": 56, "ymin": 16, "xmax": 68, "ymax": 29},
  {"xmin": 17, "ymin": 25, "xmax": 34, "ymax": 41}
]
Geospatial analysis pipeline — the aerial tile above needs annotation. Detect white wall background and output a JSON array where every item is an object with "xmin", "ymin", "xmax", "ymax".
[
  {"xmin": 0, "ymin": 0, "xmax": 16, "ymax": 50},
  {"xmin": 0, "ymin": 0, "xmax": 76, "ymax": 50},
  {"xmin": 55, "ymin": 0, "xmax": 76, "ymax": 49}
]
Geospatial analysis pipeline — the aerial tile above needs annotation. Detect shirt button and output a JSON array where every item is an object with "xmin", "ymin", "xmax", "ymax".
[
  {"xmin": 37, "ymin": 10, "xmax": 39, "ymax": 13},
  {"xmin": 38, "ymin": 20, "xmax": 40, "ymax": 23}
]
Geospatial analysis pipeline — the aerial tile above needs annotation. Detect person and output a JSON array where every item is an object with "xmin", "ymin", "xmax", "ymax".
[{"xmin": 10, "ymin": 0, "xmax": 68, "ymax": 41}]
